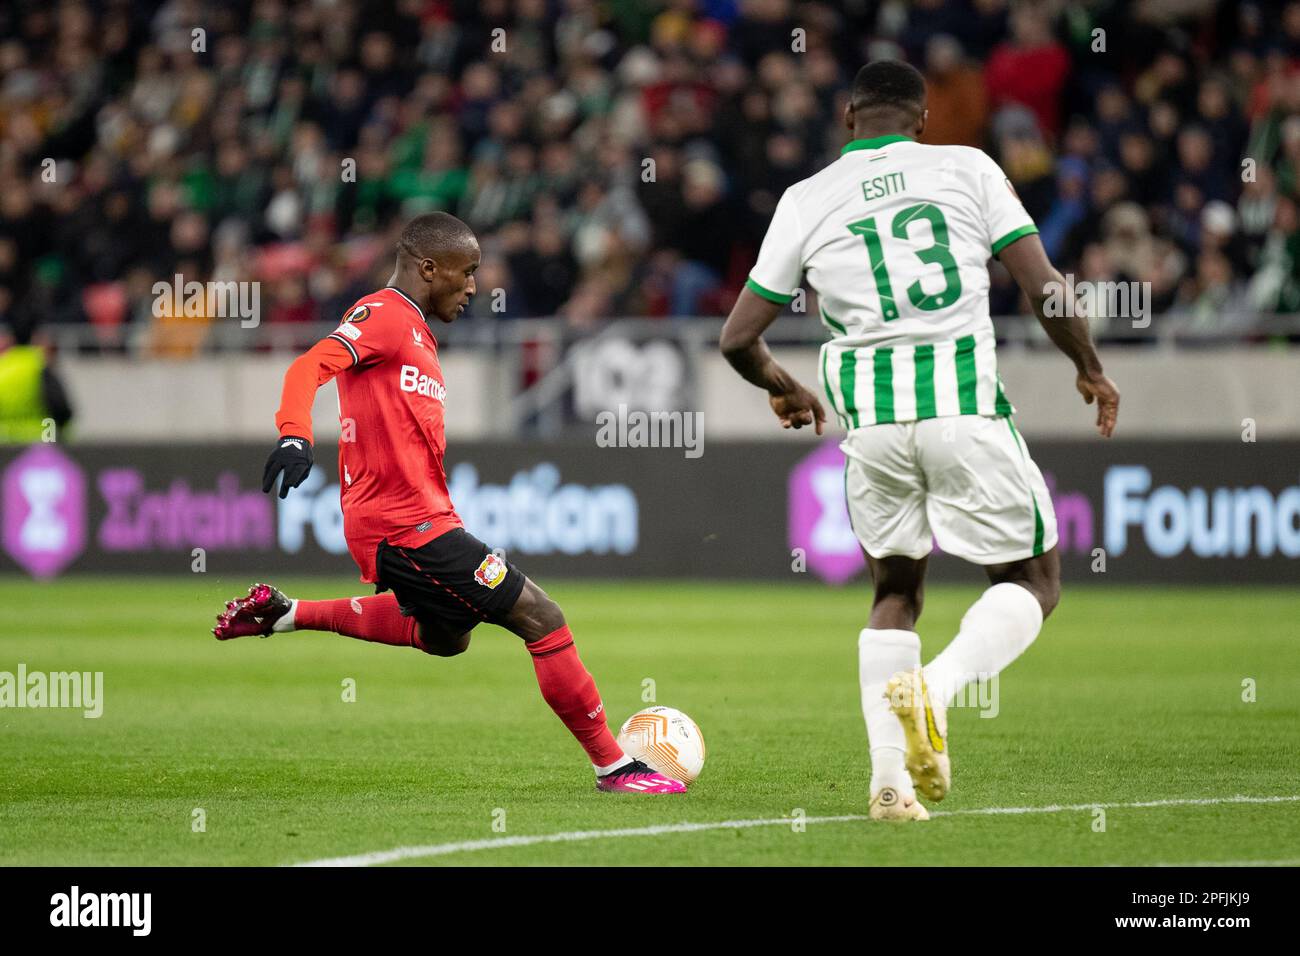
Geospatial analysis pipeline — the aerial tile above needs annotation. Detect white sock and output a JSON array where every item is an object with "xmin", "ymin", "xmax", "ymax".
[
  {"xmin": 859, "ymin": 628, "xmax": 921, "ymax": 797},
  {"xmin": 594, "ymin": 753, "xmax": 632, "ymax": 776},
  {"xmin": 923, "ymin": 582, "xmax": 1043, "ymax": 706},
  {"xmin": 271, "ymin": 599, "xmax": 299, "ymax": 633}
]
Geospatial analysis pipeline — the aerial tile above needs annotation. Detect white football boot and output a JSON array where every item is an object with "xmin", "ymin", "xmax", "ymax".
[
  {"xmin": 886, "ymin": 669, "xmax": 951, "ymax": 802},
  {"xmin": 868, "ymin": 786, "xmax": 930, "ymax": 821}
]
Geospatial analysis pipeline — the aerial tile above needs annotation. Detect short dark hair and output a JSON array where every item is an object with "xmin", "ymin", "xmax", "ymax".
[
  {"xmin": 398, "ymin": 211, "xmax": 477, "ymax": 261},
  {"xmin": 850, "ymin": 60, "xmax": 927, "ymax": 119}
]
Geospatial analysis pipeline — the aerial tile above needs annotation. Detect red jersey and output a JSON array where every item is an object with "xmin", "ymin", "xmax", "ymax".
[{"xmin": 275, "ymin": 286, "xmax": 462, "ymax": 582}]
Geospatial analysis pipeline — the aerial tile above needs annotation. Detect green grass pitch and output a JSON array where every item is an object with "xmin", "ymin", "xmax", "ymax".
[{"xmin": 1, "ymin": 576, "xmax": 1297, "ymax": 866}]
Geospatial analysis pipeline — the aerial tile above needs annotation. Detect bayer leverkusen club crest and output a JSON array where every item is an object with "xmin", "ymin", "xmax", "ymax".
[{"xmin": 474, "ymin": 553, "xmax": 507, "ymax": 589}]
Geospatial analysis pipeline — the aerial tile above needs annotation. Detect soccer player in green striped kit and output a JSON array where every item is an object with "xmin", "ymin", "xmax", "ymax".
[{"xmin": 721, "ymin": 60, "xmax": 1120, "ymax": 820}]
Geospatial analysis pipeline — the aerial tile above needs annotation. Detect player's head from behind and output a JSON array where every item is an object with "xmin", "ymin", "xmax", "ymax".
[
  {"xmin": 845, "ymin": 59, "xmax": 928, "ymax": 142},
  {"xmin": 393, "ymin": 211, "xmax": 480, "ymax": 324}
]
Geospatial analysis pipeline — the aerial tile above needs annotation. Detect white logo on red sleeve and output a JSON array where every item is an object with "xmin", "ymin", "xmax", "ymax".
[
  {"xmin": 334, "ymin": 322, "xmax": 362, "ymax": 341},
  {"xmin": 398, "ymin": 364, "xmax": 446, "ymax": 401}
]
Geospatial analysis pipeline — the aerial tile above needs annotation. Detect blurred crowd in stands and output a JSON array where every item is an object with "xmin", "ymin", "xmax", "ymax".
[{"xmin": 0, "ymin": 0, "xmax": 1298, "ymax": 354}]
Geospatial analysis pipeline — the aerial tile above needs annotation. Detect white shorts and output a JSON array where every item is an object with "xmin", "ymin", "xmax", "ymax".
[{"xmin": 840, "ymin": 415, "xmax": 1058, "ymax": 565}]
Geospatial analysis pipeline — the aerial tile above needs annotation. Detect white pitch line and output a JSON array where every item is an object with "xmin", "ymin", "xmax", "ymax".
[
  {"xmin": 292, "ymin": 794, "xmax": 1300, "ymax": 867},
  {"xmin": 929, "ymin": 794, "xmax": 1300, "ymax": 817},
  {"xmin": 293, "ymin": 815, "xmax": 867, "ymax": 867},
  {"xmin": 1126, "ymin": 858, "xmax": 1300, "ymax": 868}
]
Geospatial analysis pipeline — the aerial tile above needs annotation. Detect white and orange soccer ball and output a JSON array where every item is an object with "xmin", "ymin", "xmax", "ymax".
[{"xmin": 616, "ymin": 706, "xmax": 706, "ymax": 785}]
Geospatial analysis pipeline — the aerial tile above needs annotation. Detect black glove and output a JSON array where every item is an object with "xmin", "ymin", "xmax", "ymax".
[{"xmin": 262, "ymin": 435, "xmax": 314, "ymax": 499}]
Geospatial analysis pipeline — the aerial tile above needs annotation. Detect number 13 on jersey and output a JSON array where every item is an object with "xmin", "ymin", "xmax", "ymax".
[{"xmin": 847, "ymin": 203, "xmax": 963, "ymax": 320}]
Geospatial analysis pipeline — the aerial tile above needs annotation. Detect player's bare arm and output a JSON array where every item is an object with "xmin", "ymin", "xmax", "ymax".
[
  {"xmin": 720, "ymin": 288, "xmax": 826, "ymax": 434},
  {"xmin": 998, "ymin": 234, "xmax": 1120, "ymax": 438}
]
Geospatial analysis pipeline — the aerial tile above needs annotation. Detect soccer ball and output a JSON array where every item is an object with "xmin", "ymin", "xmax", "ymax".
[{"xmin": 616, "ymin": 706, "xmax": 706, "ymax": 784}]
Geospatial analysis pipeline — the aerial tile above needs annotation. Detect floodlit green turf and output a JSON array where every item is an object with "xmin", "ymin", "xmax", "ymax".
[{"xmin": 1, "ymin": 576, "xmax": 1297, "ymax": 866}]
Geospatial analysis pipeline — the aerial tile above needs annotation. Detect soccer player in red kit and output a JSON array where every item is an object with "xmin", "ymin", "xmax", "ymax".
[{"xmin": 212, "ymin": 212, "xmax": 684, "ymax": 794}]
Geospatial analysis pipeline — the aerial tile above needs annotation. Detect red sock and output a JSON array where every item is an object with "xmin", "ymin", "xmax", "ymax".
[
  {"xmin": 294, "ymin": 594, "xmax": 429, "ymax": 651},
  {"xmin": 527, "ymin": 626, "xmax": 626, "ymax": 768}
]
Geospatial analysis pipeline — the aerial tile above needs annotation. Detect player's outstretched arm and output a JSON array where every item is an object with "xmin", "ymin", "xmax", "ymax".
[
  {"xmin": 998, "ymin": 234, "xmax": 1120, "ymax": 438},
  {"xmin": 262, "ymin": 337, "xmax": 354, "ymax": 498},
  {"xmin": 720, "ymin": 288, "xmax": 826, "ymax": 434}
]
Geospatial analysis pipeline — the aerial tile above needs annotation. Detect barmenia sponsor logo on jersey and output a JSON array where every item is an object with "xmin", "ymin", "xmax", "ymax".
[{"xmin": 399, "ymin": 364, "xmax": 446, "ymax": 401}]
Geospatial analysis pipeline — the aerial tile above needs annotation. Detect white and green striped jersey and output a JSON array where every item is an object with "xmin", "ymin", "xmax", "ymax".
[{"xmin": 746, "ymin": 135, "xmax": 1037, "ymax": 427}]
